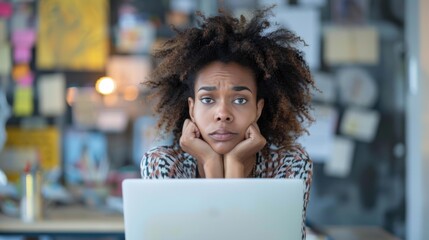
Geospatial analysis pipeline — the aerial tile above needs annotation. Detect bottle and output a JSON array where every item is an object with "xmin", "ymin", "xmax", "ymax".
[{"xmin": 20, "ymin": 162, "xmax": 43, "ymax": 222}]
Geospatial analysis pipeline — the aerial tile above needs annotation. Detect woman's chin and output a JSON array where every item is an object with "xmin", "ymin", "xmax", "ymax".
[{"xmin": 209, "ymin": 143, "xmax": 236, "ymax": 155}]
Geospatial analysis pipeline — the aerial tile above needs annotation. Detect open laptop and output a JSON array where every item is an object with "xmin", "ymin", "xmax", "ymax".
[{"xmin": 122, "ymin": 179, "xmax": 305, "ymax": 240}]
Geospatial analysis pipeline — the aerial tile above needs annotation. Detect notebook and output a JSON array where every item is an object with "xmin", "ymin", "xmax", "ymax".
[{"xmin": 122, "ymin": 179, "xmax": 305, "ymax": 240}]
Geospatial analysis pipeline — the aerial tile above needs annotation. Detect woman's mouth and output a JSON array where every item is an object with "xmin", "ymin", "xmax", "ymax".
[{"xmin": 209, "ymin": 130, "xmax": 237, "ymax": 141}]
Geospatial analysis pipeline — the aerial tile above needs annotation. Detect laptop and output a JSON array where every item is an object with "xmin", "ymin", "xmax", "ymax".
[{"xmin": 122, "ymin": 179, "xmax": 305, "ymax": 240}]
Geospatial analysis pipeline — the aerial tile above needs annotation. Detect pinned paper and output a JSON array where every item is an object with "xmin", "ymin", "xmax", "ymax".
[
  {"xmin": 337, "ymin": 67, "xmax": 378, "ymax": 108},
  {"xmin": 12, "ymin": 64, "xmax": 33, "ymax": 86},
  {"xmin": 324, "ymin": 137, "xmax": 355, "ymax": 177},
  {"xmin": 268, "ymin": 7, "xmax": 321, "ymax": 69},
  {"xmin": 299, "ymin": 105, "xmax": 338, "ymax": 162},
  {"xmin": 37, "ymin": 0, "xmax": 108, "ymax": 70},
  {"xmin": 106, "ymin": 56, "xmax": 152, "ymax": 88},
  {"xmin": 14, "ymin": 46, "xmax": 32, "ymax": 63},
  {"xmin": 63, "ymin": 129, "xmax": 108, "ymax": 184},
  {"xmin": 0, "ymin": 20, "xmax": 7, "ymax": 42},
  {"xmin": 12, "ymin": 29, "xmax": 36, "ymax": 47},
  {"xmin": 96, "ymin": 109, "xmax": 128, "ymax": 132},
  {"xmin": 0, "ymin": 2, "xmax": 12, "ymax": 19},
  {"xmin": 3, "ymin": 127, "xmax": 60, "ymax": 181},
  {"xmin": 116, "ymin": 21, "xmax": 155, "ymax": 54},
  {"xmin": 72, "ymin": 88, "xmax": 101, "ymax": 129},
  {"xmin": 17, "ymin": 71, "xmax": 34, "ymax": 86},
  {"xmin": 38, "ymin": 74, "xmax": 66, "ymax": 116},
  {"xmin": 0, "ymin": 43, "xmax": 11, "ymax": 76},
  {"xmin": 340, "ymin": 108, "xmax": 380, "ymax": 142},
  {"xmin": 324, "ymin": 26, "xmax": 379, "ymax": 65},
  {"xmin": 12, "ymin": 64, "xmax": 30, "ymax": 80},
  {"xmin": 13, "ymin": 86, "xmax": 33, "ymax": 116}
]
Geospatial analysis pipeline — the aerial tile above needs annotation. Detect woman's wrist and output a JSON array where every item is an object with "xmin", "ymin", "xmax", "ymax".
[
  {"xmin": 224, "ymin": 160, "xmax": 246, "ymax": 178},
  {"xmin": 202, "ymin": 156, "xmax": 224, "ymax": 178}
]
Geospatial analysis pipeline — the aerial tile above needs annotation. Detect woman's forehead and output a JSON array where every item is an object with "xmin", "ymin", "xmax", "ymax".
[{"xmin": 195, "ymin": 61, "xmax": 257, "ymax": 87}]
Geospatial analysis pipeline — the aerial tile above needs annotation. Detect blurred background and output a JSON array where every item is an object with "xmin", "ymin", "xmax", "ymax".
[{"xmin": 0, "ymin": 0, "xmax": 427, "ymax": 239}]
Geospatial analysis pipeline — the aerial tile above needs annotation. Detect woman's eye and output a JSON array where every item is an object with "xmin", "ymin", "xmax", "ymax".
[
  {"xmin": 200, "ymin": 97, "xmax": 214, "ymax": 104},
  {"xmin": 233, "ymin": 98, "xmax": 247, "ymax": 105}
]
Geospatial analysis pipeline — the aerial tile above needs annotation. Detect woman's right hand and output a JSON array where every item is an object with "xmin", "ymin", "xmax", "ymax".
[{"xmin": 180, "ymin": 119, "xmax": 223, "ymax": 178}]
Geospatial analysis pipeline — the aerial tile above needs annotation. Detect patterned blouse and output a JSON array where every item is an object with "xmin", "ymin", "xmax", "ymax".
[{"xmin": 140, "ymin": 144, "xmax": 313, "ymax": 240}]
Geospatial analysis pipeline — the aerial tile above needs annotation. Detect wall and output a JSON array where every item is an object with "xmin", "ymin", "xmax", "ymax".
[
  {"xmin": 406, "ymin": 0, "xmax": 428, "ymax": 239},
  {"xmin": 420, "ymin": 0, "xmax": 429, "ymax": 239}
]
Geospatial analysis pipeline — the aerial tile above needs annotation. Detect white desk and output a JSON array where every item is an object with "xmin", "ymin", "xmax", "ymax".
[{"xmin": 0, "ymin": 206, "xmax": 400, "ymax": 240}]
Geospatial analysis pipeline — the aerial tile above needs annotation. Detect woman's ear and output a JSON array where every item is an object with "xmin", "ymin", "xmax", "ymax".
[
  {"xmin": 188, "ymin": 97, "xmax": 195, "ymax": 122},
  {"xmin": 256, "ymin": 99, "xmax": 264, "ymax": 121}
]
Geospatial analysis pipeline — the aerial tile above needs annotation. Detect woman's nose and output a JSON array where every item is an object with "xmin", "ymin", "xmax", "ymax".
[{"xmin": 215, "ymin": 103, "xmax": 233, "ymax": 122}]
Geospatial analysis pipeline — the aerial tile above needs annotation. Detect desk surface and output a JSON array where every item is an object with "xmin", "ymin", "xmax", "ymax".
[
  {"xmin": 0, "ymin": 205, "xmax": 123, "ymax": 234},
  {"xmin": 324, "ymin": 226, "xmax": 400, "ymax": 240},
  {"xmin": 0, "ymin": 206, "xmax": 399, "ymax": 239}
]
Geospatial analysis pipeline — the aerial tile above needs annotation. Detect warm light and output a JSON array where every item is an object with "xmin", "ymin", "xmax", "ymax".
[
  {"xmin": 66, "ymin": 87, "xmax": 78, "ymax": 106},
  {"xmin": 123, "ymin": 85, "xmax": 139, "ymax": 101},
  {"xmin": 95, "ymin": 77, "xmax": 116, "ymax": 95}
]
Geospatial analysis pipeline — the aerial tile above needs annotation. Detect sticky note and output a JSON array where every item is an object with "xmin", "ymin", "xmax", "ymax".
[
  {"xmin": 14, "ymin": 46, "xmax": 32, "ymax": 63},
  {"xmin": 0, "ymin": 2, "xmax": 12, "ymax": 19},
  {"xmin": 12, "ymin": 64, "xmax": 30, "ymax": 80},
  {"xmin": 38, "ymin": 74, "xmax": 66, "ymax": 116},
  {"xmin": 0, "ymin": 43, "xmax": 11, "ymax": 76},
  {"xmin": 13, "ymin": 86, "xmax": 33, "ymax": 116}
]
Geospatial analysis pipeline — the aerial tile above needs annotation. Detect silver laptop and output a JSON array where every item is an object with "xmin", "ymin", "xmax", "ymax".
[{"xmin": 122, "ymin": 179, "xmax": 305, "ymax": 240}]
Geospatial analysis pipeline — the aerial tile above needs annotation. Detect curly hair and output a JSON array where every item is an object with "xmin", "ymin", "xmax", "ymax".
[{"xmin": 145, "ymin": 7, "xmax": 315, "ymax": 153}]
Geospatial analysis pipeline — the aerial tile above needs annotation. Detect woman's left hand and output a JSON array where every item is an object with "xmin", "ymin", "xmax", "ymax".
[{"xmin": 224, "ymin": 123, "xmax": 266, "ymax": 178}]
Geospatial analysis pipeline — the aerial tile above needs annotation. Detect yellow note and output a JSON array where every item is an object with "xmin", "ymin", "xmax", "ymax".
[
  {"xmin": 13, "ymin": 86, "xmax": 33, "ymax": 116},
  {"xmin": 4, "ymin": 127, "xmax": 60, "ymax": 182}
]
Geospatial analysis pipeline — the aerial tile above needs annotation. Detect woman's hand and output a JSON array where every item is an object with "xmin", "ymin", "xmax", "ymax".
[
  {"xmin": 180, "ymin": 119, "xmax": 223, "ymax": 178},
  {"xmin": 224, "ymin": 123, "xmax": 266, "ymax": 178}
]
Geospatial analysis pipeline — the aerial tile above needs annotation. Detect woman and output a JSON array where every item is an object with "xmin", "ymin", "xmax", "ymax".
[{"xmin": 141, "ymin": 8, "xmax": 315, "ymax": 239}]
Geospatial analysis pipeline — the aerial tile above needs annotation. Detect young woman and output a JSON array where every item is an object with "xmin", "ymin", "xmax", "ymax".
[{"xmin": 140, "ymin": 8, "xmax": 315, "ymax": 239}]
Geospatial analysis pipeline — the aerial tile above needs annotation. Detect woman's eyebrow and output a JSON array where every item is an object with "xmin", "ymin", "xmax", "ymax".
[
  {"xmin": 197, "ymin": 86, "xmax": 252, "ymax": 93},
  {"xmin": 198, "ymin": 86, "xmax": 216, "ymax": 92},
  {"xmin": 231, "ymin": 86, "xmax": 252, "ymax": 93}
]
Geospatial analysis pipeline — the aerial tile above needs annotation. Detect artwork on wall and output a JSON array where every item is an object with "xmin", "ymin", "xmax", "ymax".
[{"xmin": 37, "ymin": 0, "xmax": 108, "ymax": 70}]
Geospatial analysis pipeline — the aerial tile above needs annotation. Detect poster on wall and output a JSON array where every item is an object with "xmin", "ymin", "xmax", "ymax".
[{"xmin": 37, "ymin": 0, "xmax": 108, "ymax": 70}]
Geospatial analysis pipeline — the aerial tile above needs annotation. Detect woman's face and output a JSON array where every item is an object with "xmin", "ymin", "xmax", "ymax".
[{"xmin": 188, "ymin": 61, "xmax": 264, "ymax": 155}]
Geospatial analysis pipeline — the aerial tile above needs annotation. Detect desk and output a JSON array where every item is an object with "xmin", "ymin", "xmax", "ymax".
[
  {"xmin": 0, "ymin": 205, "xmax": 124, "ymax": 238},
  {"xmin": 0, "ymin": 206, "xmax": 400, "ymax": 240},
  {"xmin": 324, "ymin": 226, "xmax": 400, "ymax": 240}
]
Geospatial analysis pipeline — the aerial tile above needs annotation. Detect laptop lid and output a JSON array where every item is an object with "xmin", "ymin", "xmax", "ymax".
[{"xmin": 122, "ymin": 179, "xmax": 305, "ymax": 240}]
